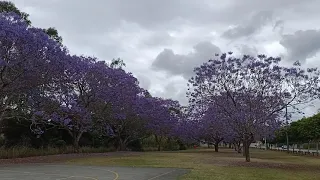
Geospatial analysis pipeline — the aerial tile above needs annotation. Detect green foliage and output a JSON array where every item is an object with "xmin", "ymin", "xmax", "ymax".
[
  {"xmin": 141, "ymin": 136, "xmax": 185, "ymax": 151},
  {"xmin": 54, "ymin": 140, "xmax": 67, "ymax": 149},
  {"xmin": 43, "ymin": 27, "xmax": 63, "ymax": 44},
  {"xmin": 127, "ymin": 139, "xmax": 143, "ymax": 151},
  {"xmin": 274, "ymin": 113, "xmax": 320, "ymax": 144},
  {"xmin": 178, "ymin": 140, "xmax": 188, "ymax": 150},
  {"xmin": 163, "ymin": 138, "xmax": 180, "ymax": 151},
  {"xmin": 110, "ymin": 58, "xmax": 126, "ymax": 68}
]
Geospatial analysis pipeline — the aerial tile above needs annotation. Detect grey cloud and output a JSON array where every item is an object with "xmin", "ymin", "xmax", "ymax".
[
  {"xmin": 280, "ymin": 30, "xmax": 320, "ymax": 62},
  {"xmin": 13, "ymin": 0, "xmax": 228, "ymax": 33},
  {"xmin": 135, "ymin": 74, "xmax": 151, "ymax": 90},
  {"xmin": 151, "ymin": 41, "xmax": 221, "ymax": 79},
  {"xmin": 152, "ymin": 79, "xmax": 189, "ymax": 105},
  {"xmin": 273, "ymin": 20, "xmax": 284, "ymax": 34},
  {"xmin": 140, "ymin": 31, "xmax": 173, "ymax": 47},
  {"xmin": 227, "ymin": 0, "xmax": 317, "ymax": 15},
  {"xmin": 290, "ymin": 101, "xmax": 320, "ymax": 121},
  {"xmin": 14, "ymin": 0, "xmax": 320, "ymax": 35},
  {"xmin": 235, "ymin": 44, "xmax": 258, "ymax": 56},
  {"xmin": 222, "ymin": 10, "xmax": 273, "ymax": 39}
]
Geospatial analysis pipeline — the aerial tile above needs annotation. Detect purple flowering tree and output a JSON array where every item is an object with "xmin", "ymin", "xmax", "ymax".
[
  {"xmin": 137, "ymin": 97, "xmax": 180, "ymax": 151},
  {"xmin": 30, "ymin": 56, "xmax": 97, "ymax": 150},
  {"xmin": 200, "ymin": 105, "xmax": 230, "ymax": 152},
  {"xmin": 87, "ymin": 61, "xmax": 145, "ymax": 151},
  {"xmin": 188, "ymin": 53, "xmax": 320, "ymax": 162},
  {"xmin": 0, "ymin": 12, "xmax": 67, "ymax": 124}
]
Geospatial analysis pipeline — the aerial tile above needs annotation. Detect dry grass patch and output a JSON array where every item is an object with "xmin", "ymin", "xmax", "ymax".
[{"xmin": 66, "ymin": 148, "xmax": 320, "ymax": 180}]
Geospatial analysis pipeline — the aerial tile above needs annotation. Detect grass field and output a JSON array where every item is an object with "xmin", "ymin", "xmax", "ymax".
[{"xmin": 67, "ymin": 148, "xmax": 320, "ymax": 180}]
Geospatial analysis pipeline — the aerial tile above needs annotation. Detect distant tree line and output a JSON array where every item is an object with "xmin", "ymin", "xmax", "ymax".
[{"xmin": 272, "ymin": 113, "xmax": 320, "ymax": 150}]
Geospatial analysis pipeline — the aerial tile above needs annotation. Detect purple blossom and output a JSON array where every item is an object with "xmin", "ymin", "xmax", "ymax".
[{"xmin": 187, "ymin": 53, "xmax": 320, "ymax": 161}]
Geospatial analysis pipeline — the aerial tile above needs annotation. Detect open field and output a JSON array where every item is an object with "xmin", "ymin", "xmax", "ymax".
[{"xmin": 65, "ymin": 148, "xmax": 320, "ymax": 180}]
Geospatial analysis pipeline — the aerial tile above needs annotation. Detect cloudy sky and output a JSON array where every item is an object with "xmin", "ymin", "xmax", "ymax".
[{"xmin": 11, "ymin": 0, "xmax": 320, "ymax": 118}]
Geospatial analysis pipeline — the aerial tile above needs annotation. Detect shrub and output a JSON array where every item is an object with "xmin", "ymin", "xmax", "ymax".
[
  {"xmin": 54, "ymin": 140, "xmax": 67, "ymax": 149},
  {"xmin": 128, "ymin": 139, "xmax": 143, "ymax": 151}
]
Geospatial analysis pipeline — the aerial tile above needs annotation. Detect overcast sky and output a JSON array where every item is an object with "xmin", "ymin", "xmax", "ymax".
[{"xmin": 11, "ymin": 0, "xmax": 320, "ymax": 119}]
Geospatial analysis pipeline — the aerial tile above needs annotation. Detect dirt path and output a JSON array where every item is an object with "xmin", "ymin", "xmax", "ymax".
[{"xmin": 0, "ymin": 151, "xmax": 142, "ymax": 164}]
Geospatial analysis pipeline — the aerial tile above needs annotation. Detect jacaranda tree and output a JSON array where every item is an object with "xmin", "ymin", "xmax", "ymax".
[
  {"xmin": 200, "ymin": 104, "xmax": 231, "ymax": 152},
  {"xmin": 188, "ymin": 53, "xmax": 320, "ymax": 162},
  {"xmin": 137, "ymin": 97, "xmax": 180, "ymax": 151},
  {"xmin": 0, "ymin": 12, "xmax": 67, "ymax": 125},
  {"xmin": 0, "ymin": 8, "xmax": 192, "ymax": 151}
]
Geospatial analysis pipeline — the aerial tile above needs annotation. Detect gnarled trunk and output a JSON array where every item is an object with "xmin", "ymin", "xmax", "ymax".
[
  {"xmin": 155, "ymin": 135, "xmax": 162, "ymax": 151},
  {"xmin": 213, "ymin": 136, "xmax": 223, "ymax": 152},
  {"xmin": 243, "ymin": 134, "xmax": 253, "ymax": 162},
  {"xmin": 234, "ymin": 141, "xmax": 242, "ymax": 153},
  {"xmin": 73, "ymin": 138, "xmax": 80, "ymax": 153},
  {"xmin": 214, "ymin": 142, "xmax": 219, "ymax": 152},
  {"xmin": 66, "ymin": 128, "xmax": 83, "ymax": 153},
  {"xmin": 118, "ymin": 138, "xmax": 127, "ymax": 151}
]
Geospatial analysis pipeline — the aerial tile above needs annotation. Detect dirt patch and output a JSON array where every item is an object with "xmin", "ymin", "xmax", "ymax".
[{"xmin": 0, "ymin": 151, "xmax": 142, "ymax": 165}]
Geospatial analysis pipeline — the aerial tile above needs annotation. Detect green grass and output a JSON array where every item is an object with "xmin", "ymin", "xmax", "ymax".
[
  {"xmin": 67, "ymin": 148, "xmax": 320, "ymax": 180},
  {"xmin": 0, "ymin": 146, "xmax": 115, "ymax": 159}
]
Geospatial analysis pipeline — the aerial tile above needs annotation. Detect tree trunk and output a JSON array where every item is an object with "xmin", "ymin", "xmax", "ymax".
[
  {"xmin": 243, "ymin": 135, "xmax": 251, "ymax": 162},
  {"xmin": 244, "ymin": 144, "xmax": 250, "ymax": 162},
  {"xmin": 228, "ymin": 143, "xmax": 232, "ymax": 148},
  {"xmin": 243, "ymin": 141, "xmax": 246, "ymax": 157},
  {"xmin": 214, "ymin": 142, "xmax": 219, "ymax": 152},
  {"xmin": 155, "ymin": 135, "xmax": 162, "ymax": 151},
  {"xmin": 234, "ymin": 141, "xmax": 242, "ymax": 153},
  {"xmin": 286, "ymin": 131, "xmax": 289, "ymax": 153},
  {"xmin": 118, "ymin": 138, "xmax": 127, "ymax": 151},
  {"xmin": 292, "ymin": 144, "xmax": 295, "ymax": 153},
  {"xmin": 243, "ymin": 140, "xmax": 250, "ymax": 162},
  {"xmin": 316, "ymin": 141, "xmax": 319, "ymax": 154},
  {"xmin": 71, "ymin": 131, "xmax": 83, "ymax": 153},
  {"xmin": 73, "ymin": 134, "xmax": 82, "ymax": 153},
  {"xmin": 73, "ymin": 138, "xmax": 79, "ymax": 153}
]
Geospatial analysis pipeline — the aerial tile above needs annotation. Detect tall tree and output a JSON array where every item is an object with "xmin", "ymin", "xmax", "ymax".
[
  {"xmin": 200, "ymin": 104, "xmax": 231, "ymax": 152},
  {"xmin": 0, "ymin": 12, "xmax": 67, "ymax": 124},
  {"xmin": 137, "ymin": 97, "xmax": 180, "ymax": 151},
  {"xmin": 188, "ymin": 53, "xmax": 319, "ymax": 162}
]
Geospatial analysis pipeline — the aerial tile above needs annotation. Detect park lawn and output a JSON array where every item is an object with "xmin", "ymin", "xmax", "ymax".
[{"xmin": 67, "ymin": 148, "xmax": 320, "ymax": 180}]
